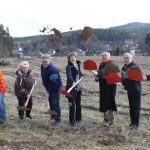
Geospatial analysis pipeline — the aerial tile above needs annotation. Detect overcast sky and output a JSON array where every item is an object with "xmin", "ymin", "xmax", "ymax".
[{"xmin": 0, "ymin": 0, "xmax": 149, "ymax": 37}]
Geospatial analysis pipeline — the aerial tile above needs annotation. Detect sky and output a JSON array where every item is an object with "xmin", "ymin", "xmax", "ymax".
[{"xmin": 0, "ymin": 0, "xmax": 149, "ymax": 37}]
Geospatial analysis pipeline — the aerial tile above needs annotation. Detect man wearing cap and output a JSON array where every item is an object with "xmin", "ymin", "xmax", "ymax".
[{"xmin": 41, "ymin": 54, "xmax": 62, "ymax": 125}]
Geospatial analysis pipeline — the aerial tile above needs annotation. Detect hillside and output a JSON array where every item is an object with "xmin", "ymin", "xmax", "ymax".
[
  {"xmin": 0, "ymin": 56, "xmax": 150, "ymax": 149},
  {"xmin": 12, "ymin": 22, "xmax": 150, "ymax": 55},
  {"xmin": 110, "ymin": 22, "xmax": 150, "ymax": 30}
]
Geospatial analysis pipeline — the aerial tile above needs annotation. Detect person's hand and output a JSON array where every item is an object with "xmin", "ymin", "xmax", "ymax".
[
  {"xmin": 95, "ymin": 77, "xmax": 99, "ymax": 81},
  {"xmin": 72, "ymin": 82, "xmax": 76, "ymax": 87},
  {"xmin": 80, "ymin": 76, "xmax": 84, "ymax": 79},
  {"xmin": 27, "ymin": 94, "xmax": 31, "ymax": 100},
  {"xmin": 117, "ymin": 82, "xmax": 122, "ymax": 86},
  {"xmin": 143, "ymin": 75, "xmax": 147, "ymax": 81},
  {"xmin": 91, "ymin": 70, "xmax": 98, "ymax": 76}
]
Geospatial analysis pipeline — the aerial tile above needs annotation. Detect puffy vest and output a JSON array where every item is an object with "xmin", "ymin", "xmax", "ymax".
[{"xmin": 0, "ymin": 70, "xmax": 6, "ymax": 93}]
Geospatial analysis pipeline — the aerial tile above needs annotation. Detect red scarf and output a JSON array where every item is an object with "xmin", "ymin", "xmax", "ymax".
[{"xmin": 100, "ymin": 60, "xmax": 109, "ymax": 67}]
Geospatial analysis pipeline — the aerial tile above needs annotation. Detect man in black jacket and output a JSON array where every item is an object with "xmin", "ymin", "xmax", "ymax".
[{"xmin": 121, "ymin": 53, "xmax": 142, "ymax": 129}]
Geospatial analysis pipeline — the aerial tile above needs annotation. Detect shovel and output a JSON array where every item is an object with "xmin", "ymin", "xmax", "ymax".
[
  {"xmin": 44, "ymin": 97, "xmax": 57, "ymax": 115},
  {"xmin": 60, "ymin": 78, "xmax": 83, "ymax": 97},
  {"xmin": 17, "ymin": 81, "xmax": 36, "ymax": 111},
  {"xmin": 83, "ymin": 59, "xmax": 97, "ymax": 71}
]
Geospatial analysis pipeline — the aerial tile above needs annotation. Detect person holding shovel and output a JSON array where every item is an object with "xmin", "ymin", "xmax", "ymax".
[
  {"xmin": 66, "ymin": 52, "xmax": 83, "ymax": 127},
  {"xmin": 14, "ymin": 61, "xmax": 35, "ymax": 120},
  {"xmin": 41, "ymin": 54, "xmax": 62, "ymax": 126},
  {"xmin": 121, "ymin": 53, "xmax": 142, "ymax": 129},
  {"xmin": 94, "ymin": 52, "xmax": 118, "ymax": 126}
]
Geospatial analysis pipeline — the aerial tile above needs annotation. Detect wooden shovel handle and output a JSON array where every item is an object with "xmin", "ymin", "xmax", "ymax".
[{"xmin": 25, "ymin": 80, "xmax": 36, "ymax": 107}]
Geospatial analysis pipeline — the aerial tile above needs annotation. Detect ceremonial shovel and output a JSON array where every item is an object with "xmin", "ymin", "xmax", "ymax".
[
  {"xmin": 17, "ymin": 81, "xmax": 36, "ymax": 111},
  {"xmin": 60, "ymin": 78, "xmax": 83, "ymax": 97}
]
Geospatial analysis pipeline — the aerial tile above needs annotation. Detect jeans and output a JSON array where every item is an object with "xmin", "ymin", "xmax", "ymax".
[
  {"xmin": 0, "ymin": 94, "xmax": 6, "ymax": 123},
  {"xmin": 49, "ymin": 93, "xmax": 61, "ymax": 123}
]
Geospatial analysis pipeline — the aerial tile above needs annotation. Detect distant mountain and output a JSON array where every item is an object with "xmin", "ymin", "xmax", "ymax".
[{"xmin": 110, "ymin": 22, "xmax": 150, "ymax": 30}]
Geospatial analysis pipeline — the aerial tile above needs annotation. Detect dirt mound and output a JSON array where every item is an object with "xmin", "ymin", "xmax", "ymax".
[{"xmin": 96, "ymin": 132, "xmax": 127, "ymax": 146}]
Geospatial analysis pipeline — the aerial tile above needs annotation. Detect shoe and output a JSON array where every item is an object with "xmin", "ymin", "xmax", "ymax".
[
  {"xmin": 50, "ymin": 115, "xmax": 55, "ymax": 120},
  {"xmin": 104, "ymin": 119, "xmax": 108, "ymax": 122},
  {"xmin": 130, "ymin": 124, "xmax": 139, "ymax": 130},
  {"xmin": 76, "ymin": 121, "xmax": 82, "ymax": 127},
  {"xmin": 19, "ymin": 116, "xmax": 24, "ymax": 120},
  {"xmin": 26, "ymin": 115, "xmax": 32, "ymax": 119},
  {"xmin": 108, "ymin": 121, "xmax": 114, "ymax": 127},
  {"xmin": 129, "ymin": 123, "xmax": 133, "ymax": 126},
  {"xmin": 51, "ymin": 121, "xmax": 61, "ymax": 127},
  {"xmin": 70, "ymin": 123, "xmax": 76, "ymax": 127}
]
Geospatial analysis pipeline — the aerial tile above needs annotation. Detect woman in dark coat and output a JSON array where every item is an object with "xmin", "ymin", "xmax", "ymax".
[
  {"xmin": 66, "ymin": 52, "xmax": 83, "ymax": 126},
  {"xmin": 14, "ymin": 61, "xmax": 35, "ymax": 120},
  {"xmin": 95, "ymin": 52, "xmax": 117, "ymax": 125},
  {"xmin": 121, "ymin": 53, "xmax": 142, "ymax": 129}
]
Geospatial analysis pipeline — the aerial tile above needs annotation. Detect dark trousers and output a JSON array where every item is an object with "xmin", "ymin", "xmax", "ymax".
[
  {"xmin": 127, "ymin": 91, "xmax": 141, "ymax": 125},
  {"xmin": 17, "ymin": 96, "xmax": 32, "ymax": 118},
  {"xmin": 68, "ymin": 91, "xmax": 82, "ymax": 125},
  {"xmin": 49, "ymin": 93, "xmax": 61, "ymax": 123},
  {"xmin": 100, "ymin": 85, "xmax": 117, "ymax": 112}
]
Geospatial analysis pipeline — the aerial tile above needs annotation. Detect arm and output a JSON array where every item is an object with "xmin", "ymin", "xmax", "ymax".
[
  {"xmin": 66, "ymin": 66, "xmax": 75, "ymax": 84},
  {"xmin": 146, "ymin": 75, "xmax": 150, "ymax": 81}
]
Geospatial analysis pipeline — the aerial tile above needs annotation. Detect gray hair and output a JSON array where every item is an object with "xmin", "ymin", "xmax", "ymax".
[
  {"xmin": 20, "ymin": 61, "xmax": 29, "ymax": 68},
  {"xmin": 124, "ymin": 53, "xmax": 133, "ymax": 60},
  {"xmin": 41, "ymin": 54, "xmax": 51, "ymax": 60},
  {"xmin": 101, "ymin": 52, "xmax": 111, "ymax": 59}
]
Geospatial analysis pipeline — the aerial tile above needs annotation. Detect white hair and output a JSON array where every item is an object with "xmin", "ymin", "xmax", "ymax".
[
  {"xmin": 101, "ymin": 52, "xmax": 111, "ymax": 59},
  {"xmin": 19, "ymin": 61, "xmax": 29, "ymax": 68},
  {"xmin": 124, "ymin": 53, "xmax": 133, "ymax": 60}
]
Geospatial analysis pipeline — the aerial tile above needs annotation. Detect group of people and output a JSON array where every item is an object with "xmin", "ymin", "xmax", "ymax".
[
  {"xmin": 94, "ymin": 52, "xmax": 150, "ymax": 129},
  {"xmin": 0, "ymin": 52, "xmax": 150, "ymax": 129}
]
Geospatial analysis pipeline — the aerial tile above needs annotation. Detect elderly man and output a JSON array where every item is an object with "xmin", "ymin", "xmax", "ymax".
[
  {"xmin": 41, "ymin": 54, "xmax": 62, "ymax": 125},
  {"xmin": 121, "ymin": 53, "xmax": 142, "ymax": 129}
]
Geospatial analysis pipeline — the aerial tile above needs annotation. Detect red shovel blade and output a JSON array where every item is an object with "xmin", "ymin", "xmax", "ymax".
[
  {"xmin": 59, "ymin": 89, "xmax": 72, "ymax": 97},
  {"xmin": 127, "ymin": 69, "xmax": 144, "ymax": 81},
  {"xmin": 106, "ymin": 72, "xmax": 122, "ymax": 84},
  {"xmin": 83, "ymin": 59, "xmax": 97, "ymax": 70}
]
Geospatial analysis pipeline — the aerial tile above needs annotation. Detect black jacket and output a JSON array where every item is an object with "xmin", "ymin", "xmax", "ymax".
[
  {"xmin": 96, "ymin": 61, "xmax": 117, "ymax": 91},
  {"xmin": 121, "ymin": 61, "xmax": 141, "ymax": 92}
]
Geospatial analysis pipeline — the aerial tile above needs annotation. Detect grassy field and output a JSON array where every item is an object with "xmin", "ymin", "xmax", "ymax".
[{"xmin": 0, "ymin": 56, "xmax": 150, "ymax": 150}]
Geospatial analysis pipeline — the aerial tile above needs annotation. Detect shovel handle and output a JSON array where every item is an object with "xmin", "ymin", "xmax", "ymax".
[
  {"xmin": 25, "ymin": 81, "xmax": 36, "ymax": 107},
  {"xmin": 67, "ymin": 78, "xmax": 83, "ymax": 93}
]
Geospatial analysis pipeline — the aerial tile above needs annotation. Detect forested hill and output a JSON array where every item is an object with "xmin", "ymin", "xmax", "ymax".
[
  {"xmin": 13, "ymin": 22, "xmax": 150, "ymax": 55},
  {"xmin": 110, "ymin": 22, "xmax": 150, "ymax": 30}
]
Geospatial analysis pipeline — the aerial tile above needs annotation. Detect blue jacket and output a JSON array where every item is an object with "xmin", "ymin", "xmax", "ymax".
[{"xmin": 41, "ymin": 63, "xmax": 62, "ymax": 94}]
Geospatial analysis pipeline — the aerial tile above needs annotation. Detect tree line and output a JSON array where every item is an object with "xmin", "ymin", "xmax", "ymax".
[
  {"xmin": 12, "ymin": 27, "xmax": 150, "ymax": 56},
  {"xmin": 0, "ymin": 24, "xmax": 13, "ymax": 56}
]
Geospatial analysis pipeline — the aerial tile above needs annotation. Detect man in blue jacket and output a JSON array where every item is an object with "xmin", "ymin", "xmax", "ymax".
[{"xmin": 41, "ymin": 54, "xmax": 62, "ymax": 125}]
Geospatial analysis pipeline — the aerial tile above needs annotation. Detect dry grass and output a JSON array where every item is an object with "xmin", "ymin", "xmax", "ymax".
[{"xmin": 0, "ymin": 56, "xmax": 150, "ymax": 150}]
